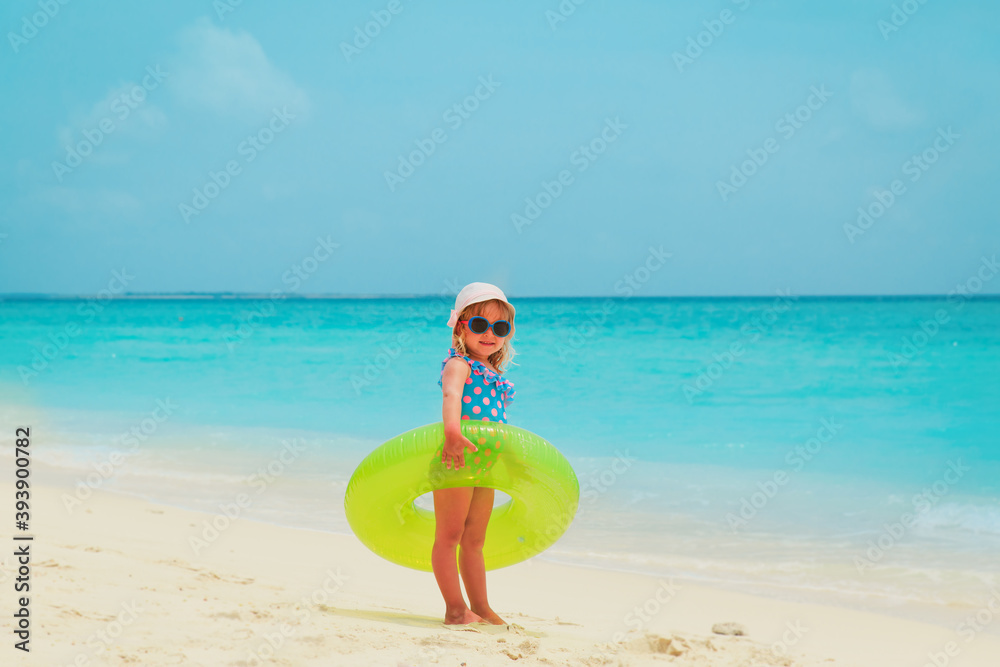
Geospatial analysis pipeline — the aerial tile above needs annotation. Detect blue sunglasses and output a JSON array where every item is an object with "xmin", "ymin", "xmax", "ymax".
[{"xmin": 459, "ymin": 316, "xmax": 511, "ymax": 337}]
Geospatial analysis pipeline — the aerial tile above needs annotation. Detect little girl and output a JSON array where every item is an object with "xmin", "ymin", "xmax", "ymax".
[{"xmin": 434, "ymin": 282, "xmax": 517, "ymax": 625}]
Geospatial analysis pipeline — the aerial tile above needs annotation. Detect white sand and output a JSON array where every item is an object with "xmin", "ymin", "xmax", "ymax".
[{"xmin": 6, "ymin": 479, "xmax": 1000, "ymax": 667}]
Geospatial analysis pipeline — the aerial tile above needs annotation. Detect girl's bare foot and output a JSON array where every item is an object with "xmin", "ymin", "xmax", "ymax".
[
  {"xmin": 444, "ymin": 607, "xmax": 484, "ymax": 625},
  {"xmin": 471, "ymin": 606, "xmax": 506, "ymax": 625}
]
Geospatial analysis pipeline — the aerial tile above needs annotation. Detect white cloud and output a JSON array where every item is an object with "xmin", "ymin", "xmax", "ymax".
[
  {"xmin": 850, "ymin": 68, "xmax": 924, "ymax": 130},
  {"xmin": 55, "ymin": 80, "xmax": 169, "ymax": 160},
  {"xmin": 169, "ymin": 17, "xmax": 310, "ymax": 120}
]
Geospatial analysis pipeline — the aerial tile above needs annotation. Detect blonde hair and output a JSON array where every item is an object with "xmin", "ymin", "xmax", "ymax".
[{"xmin": 451, "ymin": 299, "xmax": 518, "ymax": 374}]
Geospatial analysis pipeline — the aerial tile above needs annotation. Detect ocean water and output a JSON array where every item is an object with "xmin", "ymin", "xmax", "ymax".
[{"xmin": 1, "ymin": 296, "xmax": 998, "ymax": 631}]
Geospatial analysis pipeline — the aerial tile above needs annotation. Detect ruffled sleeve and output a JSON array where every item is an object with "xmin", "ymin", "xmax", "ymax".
[
  {"xmin": 437, "ymin": 347, "xmax": 465, "ymax": 388},
  {"xmin": 437, "ymin": 347, "xmax": 515, "ymax": 405}
]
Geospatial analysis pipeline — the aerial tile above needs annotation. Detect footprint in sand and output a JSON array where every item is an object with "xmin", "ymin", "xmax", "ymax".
[
  {"xmin": 502, "ymin": 638, "xmax": 539, "ymax": 660},
  {"xmin": 599, "ymin": 632, "xmax": 692, "ymax": 658}
]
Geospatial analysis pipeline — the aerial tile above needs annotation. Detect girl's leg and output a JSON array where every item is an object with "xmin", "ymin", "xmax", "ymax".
[
  {"xmin": 459, "ymin": 487, "xmax": 506, "ymax": 625},
  {"xmin": 432, "ymin": 487, "xmax": 482, "ymax": 624}
]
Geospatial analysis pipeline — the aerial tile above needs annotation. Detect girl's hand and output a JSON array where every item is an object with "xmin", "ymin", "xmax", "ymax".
[{"xmin": 442, "ymin": 429, "xmax": 478, "ymax": 470}]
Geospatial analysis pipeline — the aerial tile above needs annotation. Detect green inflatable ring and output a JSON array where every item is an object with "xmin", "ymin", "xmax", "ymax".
[{"xmin": 344, "ymin": 421, "xmax": 579, "ymax": 571}]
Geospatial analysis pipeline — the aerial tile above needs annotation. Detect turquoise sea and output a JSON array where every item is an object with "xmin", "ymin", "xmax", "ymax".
[{"xmin": 2, "ymin": 296, "xmax": 998, "ymax": 631}]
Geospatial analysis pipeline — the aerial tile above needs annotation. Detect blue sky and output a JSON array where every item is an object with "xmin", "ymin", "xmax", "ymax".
[{"xmin": 1, "ymin": 0, "xmax": 998, "ymax": 296}]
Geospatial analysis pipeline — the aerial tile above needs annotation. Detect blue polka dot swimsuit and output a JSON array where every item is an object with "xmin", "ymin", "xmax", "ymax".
[{"xmin": 438, "ymin": 347, "xmax": 515, "ymax": 423}]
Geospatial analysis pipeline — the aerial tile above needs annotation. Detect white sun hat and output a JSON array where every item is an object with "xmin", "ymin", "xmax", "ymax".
[{"xmin": 446, "ymin": 282, "xmax": 515, "ymax": 328}]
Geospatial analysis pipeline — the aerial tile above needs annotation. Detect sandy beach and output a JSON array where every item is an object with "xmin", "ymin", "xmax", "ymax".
[{"xmin": 3, "ymin": 471, "xmax": 997, "ymax": 667}]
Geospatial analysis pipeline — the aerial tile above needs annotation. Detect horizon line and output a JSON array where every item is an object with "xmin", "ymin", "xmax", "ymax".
[{"xmin": 1, "ymin": 292, "xmax": 998, "ymax": 300}]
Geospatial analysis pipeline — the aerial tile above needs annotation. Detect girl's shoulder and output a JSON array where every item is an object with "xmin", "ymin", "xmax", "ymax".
[
  {"xmin": 439, "ymin": 347, "xmax": 502, "ymax": 377},
  {"xmin": 439, "ymin": 348, "xmax": 471, "ymax": 387},
  {"xmin": 441, "ymin": 347, "xmax": 468, "ymax": 366},
  {"xmin": 442, "ymin": 354, "xmax": 473, "ymax": 375}
]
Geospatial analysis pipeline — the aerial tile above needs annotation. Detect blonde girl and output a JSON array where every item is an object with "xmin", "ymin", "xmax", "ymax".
[{"xmin": 433, "ymin": 282, "xmax": 517, "ymax": 625}]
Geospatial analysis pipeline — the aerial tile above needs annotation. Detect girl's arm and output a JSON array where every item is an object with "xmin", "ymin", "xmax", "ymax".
[{"xmin": 440, "ymin": 358, "xmax": 478, "ymax": 469}]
